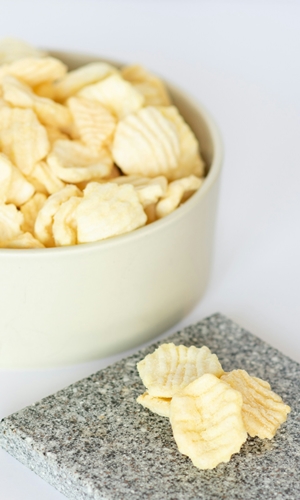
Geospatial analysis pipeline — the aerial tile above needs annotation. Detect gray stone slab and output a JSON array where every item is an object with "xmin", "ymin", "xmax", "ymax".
[{"xmin": 0, "ymin": 313, "xmax": 299, "ymax": 500}]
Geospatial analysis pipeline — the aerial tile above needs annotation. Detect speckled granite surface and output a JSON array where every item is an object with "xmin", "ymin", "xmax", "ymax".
[{"xmin": 0, "ymin": 313, "xmax": 299, "ymax": 500}]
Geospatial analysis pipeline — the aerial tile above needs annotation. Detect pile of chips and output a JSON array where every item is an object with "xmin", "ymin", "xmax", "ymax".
[
  {"xmin": 137, "ymin": 343, "xmax": 291, "ymax": 470},
  {"xmin": 0, "ymin": 39, "xmax": 205, "ymax": 249}
]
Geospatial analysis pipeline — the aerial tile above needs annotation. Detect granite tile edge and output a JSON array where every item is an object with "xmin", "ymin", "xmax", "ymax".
[{"xmin": 0, "ymin": 422, "xmax": 104, "ymax": 500}]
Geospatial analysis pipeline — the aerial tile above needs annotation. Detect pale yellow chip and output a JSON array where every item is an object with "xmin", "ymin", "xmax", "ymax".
[
  {"xmin": 33, "ymin": 81, "xmax": 57, "ymax": 100},
  {"xmin": 221, "ymin": 370, "xmax": 291, "ymax": 439},
  {"xmin": 0, "ymin": 107, "xmax": 49, "ymax": 175},
  {"xmin": 78, "ymin": 74, "xmax": 144, "ymax": 119},
  {"xmin": 136, "ymin": 392, "xmax": 171, "ymax": 418},
  {"xmin": 144, "ymin": 202, "xmax": 157, "ymax": 224},
  {"xmin": 122, "ymin": 64, "xmax": 171, "ymax": 106},
  {"xmin": 34, "ymin": 184, "xmax": 82, "ymax": 247},
  {"xmin": 0, "ymin": 38, "xmax": 46, "ymax": 64},
  {"xmin": 137, "ymin": 343, "xmax": 224, "ymax": 398},
  {"xmin": 0, "ymin": 152, "xmax": 13, "ymax": 203},
  {"xmin": 76, "ymin": 182, "xmax": 147, "ymax": 243},
  {"xmin": 20, "ymin": 192, "xmax": 47, "ymax": 234},
  {"xmin": 0, "ymin": 153, "xmax": 35, "ymax": 206},
  {"xmin": 112, "ymin": 106, "xmax": 180, "ymax": 177},
  {"xmin": 53, "ymin": 61, "xmax": 119, "ymax": 102},
  {"xmin": 30, "ymin": 161, "xmax": 65, "ymax": 195},
  {"xmin": 160, "ymin": 106, "xmax": 205, "ymax": 180},
  {"xmin": 170, "ymin": 374, "xmax": 247, "ymax": 470},
  {"xmin": 47, "ymin": 139, "xmax": 113, "ymax": 183},
  {"xmin": 156, "ymin": 175, "xmax": 203, "ymax": 218},
  {"xmin": 0, "ymin": 231, "xmax": 45, "ymax": 249},
  {"xmin": 68, "ymin": 96, "xmax": 116, "ymax": 150},
  {"xmin": 45, "ymin": 125, "xmax": 69, "ymax": 146},
  {"xmin": 0, "ymin": 56, "xmax": 67, "ymax": 87},
  {"xmin": 2, "ymin": 75, "xmax": 72, "ymax": 129},
  {"xmin": 52, "ymin": 196, "xmax": 82, "ymax": 246},
  {"xmin": 111, "ymin": 175, "xmax": 168, "ymax": 207},
  {"xmin": 0, "ymin": 203, "xmax": 24, "ymax": 242}
]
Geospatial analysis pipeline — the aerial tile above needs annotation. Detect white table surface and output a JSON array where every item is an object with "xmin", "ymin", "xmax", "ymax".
[{"xmin": 1, "ymin": 1, "xmax": 300, "ymax": 498}]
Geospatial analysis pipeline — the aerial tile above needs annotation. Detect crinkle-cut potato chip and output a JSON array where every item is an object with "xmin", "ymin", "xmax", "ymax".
[
  {"xmin": 0, "ymin": 153, "xmax": 13, "ymax": 203},
  {"xmin": 2, "ymin": 75, "xmax": 72, "ymax": 129},
  {"xmin": 112, "ymin": 175, "xmax": 168, "ymax": 207},
  {"xmin": 136, "ymin": 392, "xmax": 171, "ymax": 418},
  {"xmin": 0, "ymin": 38, "xmax": 46, "ymax": 65},
  {"xmin": 78, "ymin": 74, "xmax": 144, "ymax": 119},
  {"xmin": 112, "ymin": 106, "xmax": 180, "ymax": 177},
  {"xmin": 122, "ymin": 64, "xmax": 171, "ymax": 106},
  {"xmin": 0, "ymin": 203, "xmax": 23, "ymax": 242},
  {"xmin": 20, "ymin": 192, "xmax": 47, "ymax": 234},
  {"xmin": 144, "ymin": 202, "xmax": 157, "ymax": 224},
  {"xmin": 0, "ymin": 153, "xmax": 35, "ymax": 206},
  {"xmin": 0, "ymin": 56, "xmax": 67, "ymax": 87},
  {"xmin": 160, "ymin": 106, "xmax": 205, "ymax": 180},
  {"xmin": 33, "ymin": 81, "xmax": 57, "ymax": 100},
  {"xmin": 68, "ymin": 96, "xmax": 116, "ymax": 150},
  {"xmin": 156, "ymin": 175, "xmax": 203, "ymax": 218},
  {"xmin": 45, "ymin": 125, "xmax": 69, "ymax": 145},
  {"xmin": 75, "ymin": 165, "xmax": 122, "ymax": 191},
  {"xmin": 30, "ymin": 161, "xmax": 65, "ymax": 195},
  {"xmin": 0, "ymin": 231, "xmax": 44, "ymax": 249},
  {"xmin": 0, "ymin": 97, "xmax": 9, "ymax": 108},
  {"xmin": 52, "ymin": 196, "xmax": 82, "ymax": 247},
  {"xmin": 0, "ymin": 106, "xmax": 49, "ymax": 175},
  {"xmin": 221, "ymin": 370, "xmax": 291, "ymax": 439},
  {"xmin": 137, "ymin": 343, "xmax": 224, "ymax": 398},
  {"xmin": 47, "ymin": 139, "xmax": 113, "ymax": 183},
  {"xmin": 170, "ymin": 374, "xmax": 247, "ymax": 470},
  {"xmin": 53, "ymin": 62, "xmax": 119, "ymax": 102},
  {"xmin": 76, "ymin": 182, "xmax": 147, "ymax": 243},
  {"xmin": 34, "ymin": 185, "xmax": 82, "ymax": 247}
]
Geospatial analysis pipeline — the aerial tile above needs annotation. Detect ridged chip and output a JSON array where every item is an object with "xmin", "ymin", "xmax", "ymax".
[
  {"xmin": 20, "ymin": 192, "xmax": 47, "ymax": 234},
  {"xmin": 136, "ymin": 392, "xmax": 171, "ymax": 418},
  {"xmin": 221, "ymin": 370, "xmax": 291, "ymax": 439},
  {"xmin": 170, "ymin": 374, "xmax": 247, "ymax": 470},
  {"xmin": 78, "ymin": 74, "xmax": 144, "ymax": 119},
  {"xmin": 0, "ymin": 153, "xmax": 35, "ymax": 206},
  {"xmin": 53, "ymin": 61, "xmax": 119, "ymax": 102},
  {"xmin": 0, "ymin": 232, "xmax": 44, "ymax": 249},
  {"xmin": 45, "ymin": 125, "xmax": 69, "ymax": 145},
  {"xmin": 156, "ymin": 175, "xmax": 203, "ymax": 218},
  {"xmin": 47, "ymin": 139, "xmax": 113, "ymax": 183},
  {"xmin": 68, "ymin": 96, "xmax": 116, "ymax": 150},
  {"xmin": 160, "ymin": 106, "xmax": 205, "ymax": 180},
  {"xmin": 0, "ymin": 106, "xmax": 49, "ymax": 175},
  {"xmin": 0, "ymin": 56, "xmax": 67, "ymax": 87},
  {"xmin": 52, "ymin": 196, "xmax": 82, "ymax": 247},
  {"xmin": 34, "ymin": 185, "xmax": 82, "ymax": 247},
  {"xmin": 76, "ymin": 182, "xmax": 147, "ymax": 243},
  {"xmin": 30, "ymin": 161, "xmax": 65, "ymax": 195},
  {"xmin": 0, "ymin": 203, "xmax": 24, "ymax": 242},
  {"xmin": 111, "ymin": 175, "xmax": 168, "ymax": 207},
  {"xmin": 112, "ymin": 106, "xmax": 180, "ymax": 177},
  {"xmin": 2, "ymin": 75, "xmax": 72, "ymax": 129},
  {"xmin": 33, "ymin": 81, "xmax": 57, "ymax": 100},
  {"xmin": 0, "ymin": 38, "xmax": 46, "ymax": 64},
  {"xmin": 137, "ymin": 343, "xmax": 224, "ymax": 398},
  {"xmin": 122, "ymin": 64, "xmax": 171, "ymax": 106}
]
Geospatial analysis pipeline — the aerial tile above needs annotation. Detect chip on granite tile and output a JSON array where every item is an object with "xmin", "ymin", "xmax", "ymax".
[{"xmin": 0, "ymin": 313, "xmax": 299, "ymax": 500}]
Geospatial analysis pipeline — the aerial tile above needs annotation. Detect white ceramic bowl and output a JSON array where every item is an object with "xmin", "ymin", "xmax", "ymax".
[{"xmin": 0, "ymin": 52, "xmax": 223, "ymax": 368}]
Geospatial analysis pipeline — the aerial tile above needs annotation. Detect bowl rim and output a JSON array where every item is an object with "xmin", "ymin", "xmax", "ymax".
[{"xmin": 0, "ymin": 74, "xmax": 223, "ymax": 258}]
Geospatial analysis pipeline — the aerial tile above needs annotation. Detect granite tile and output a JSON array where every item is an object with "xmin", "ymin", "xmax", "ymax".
[{"xmin": 0, "ymin": 313, "xmax": 299, "ymax": 500}]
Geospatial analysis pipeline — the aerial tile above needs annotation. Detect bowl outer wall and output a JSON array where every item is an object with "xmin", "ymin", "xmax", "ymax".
[{"xmin": 0, "ymin": 52, "xmax": 223, "ymax": 368}]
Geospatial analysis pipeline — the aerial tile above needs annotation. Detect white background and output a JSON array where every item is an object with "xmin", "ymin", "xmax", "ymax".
[{"xmin": 0, "ymin": 1, "xmax": 299, "ymax": 499}]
